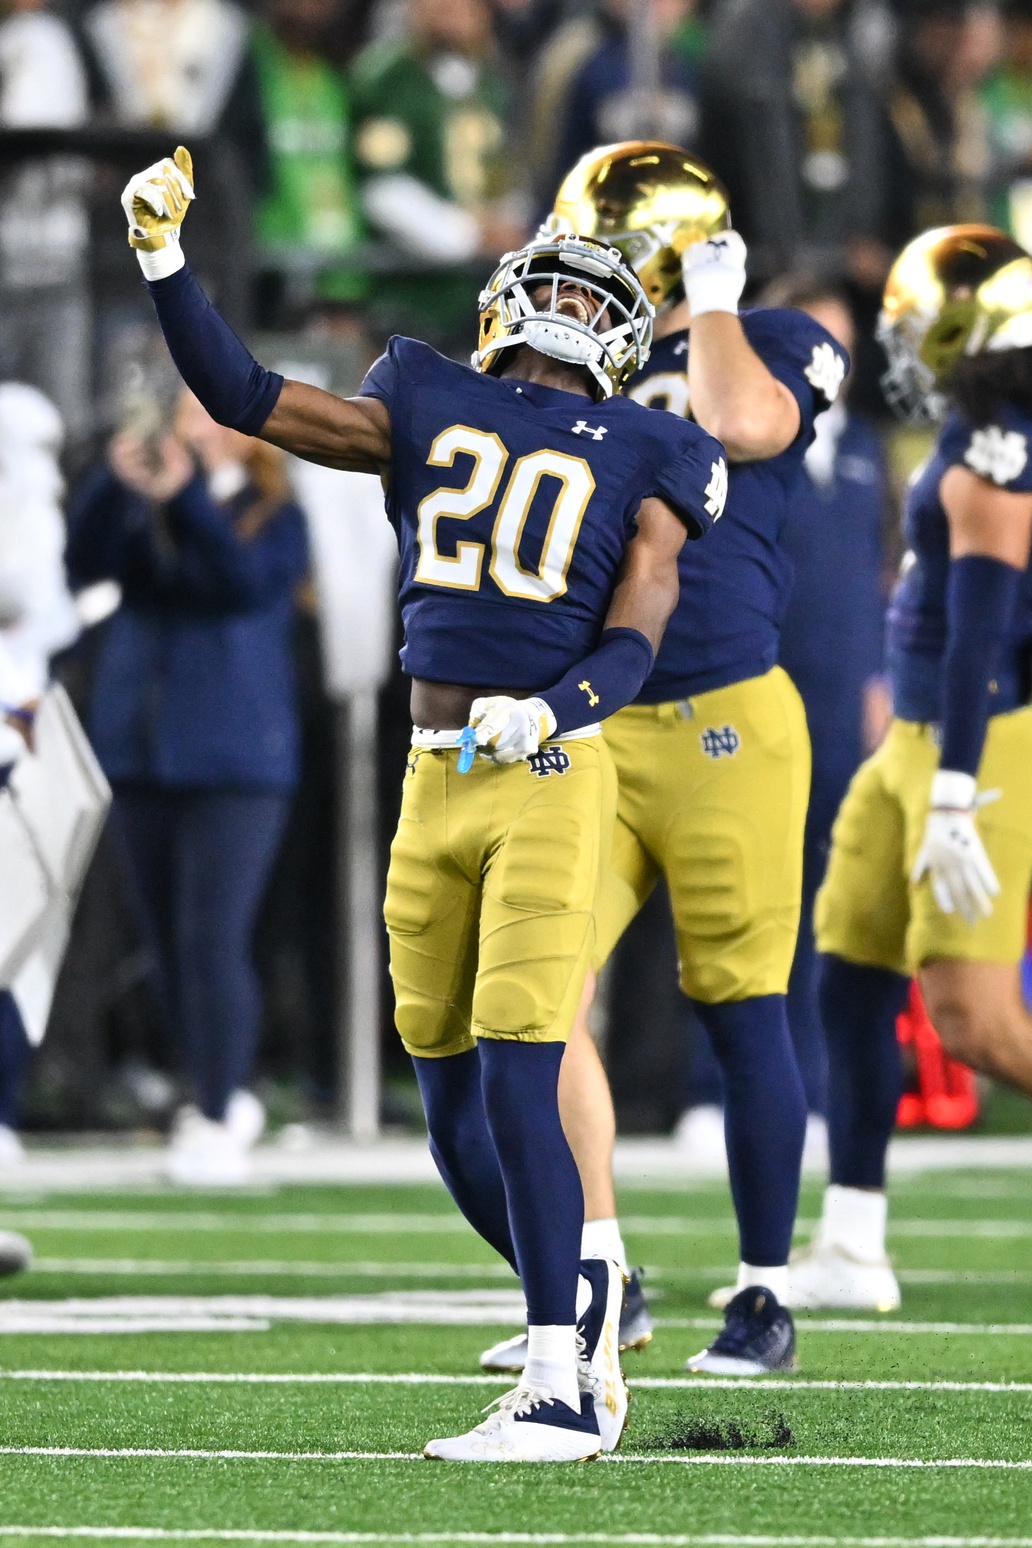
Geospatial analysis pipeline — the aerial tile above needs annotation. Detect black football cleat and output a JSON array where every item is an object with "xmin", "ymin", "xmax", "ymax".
[{"xmin": 685, "ymin": 1285, "xmax": 797, "ymax": 1375}]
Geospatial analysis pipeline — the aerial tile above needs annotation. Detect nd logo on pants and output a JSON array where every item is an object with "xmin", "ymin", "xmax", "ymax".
[{"xmin": 385, "ymin": 735, "xmax": 616, "ymax": 1056}]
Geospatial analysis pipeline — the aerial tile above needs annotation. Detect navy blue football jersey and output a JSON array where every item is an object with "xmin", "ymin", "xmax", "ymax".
[
  {"xmin": 887, "ymin": 403, "xmax": 1032, "ymax": 722},
  {"xmin": 360, "ymin": 337, "xmax": 726, "ymax": 689},
  {"xmin": 625, "ymin": 307, "xmax": 849, "ymax": 701}
]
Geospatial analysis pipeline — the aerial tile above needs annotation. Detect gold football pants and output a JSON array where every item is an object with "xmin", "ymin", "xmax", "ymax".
[
  {"xmin": 815, "ymin": 709, "xmax": 1032, "ymax": 973},
  {"xmin": 593, "ymin": 666, "xmax": 811, "ymax": 1002},
  {"xmin": 384, "ymin": 735, "xmax": 617, "ymax": 1058}
]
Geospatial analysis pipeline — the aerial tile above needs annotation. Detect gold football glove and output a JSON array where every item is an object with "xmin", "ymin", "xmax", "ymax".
[{"xmin": 121, "ymin": 146, "xmax": 194, "ymax": 252}]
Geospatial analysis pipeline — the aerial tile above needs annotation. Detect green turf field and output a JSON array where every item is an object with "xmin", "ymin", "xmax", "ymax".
[{"xmin": 0, "ymin": 1168, "xmax": 1030, "ymax": 1546}]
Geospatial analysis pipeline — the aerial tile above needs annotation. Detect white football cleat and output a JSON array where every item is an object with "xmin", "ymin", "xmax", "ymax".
[
  {"xmin": 672, "ymin": 1104, "xmax": 728, "ymax": 1174},
  {"xmin": 0, "ymin": 1125, "xmax": 25, "ymax": 1166},
  {"xmin": 424, "ymin": 1381, "xmax": 601, "ymax": 1462},
  {"xmin": 225, "ymin": 1089, "xmax": 265, "ymax": 1150},
  {"xmin": 164, "ymin": 1113, "xmax": 249, "ymax": 1187},
  {"xmin": 0, "ymin": 1230, "xmax": 31, "ymax": 1275},
  {"xmin": 575, "ymin": 1257, "xmax": 629, "ymax": 1452},
  {"xmin": 786, "ymin": 1240, "xmax": 901, "ymax": 1311},
  {"xmin": 480, "ymin": 1330, "xmax": 528, "ymax": 1374}
]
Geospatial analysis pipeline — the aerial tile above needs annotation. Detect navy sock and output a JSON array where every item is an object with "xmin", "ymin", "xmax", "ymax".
[
  {"xmin": 819, "ymin": 954, "xmax": 909, "ymax": 1190},
  {"xmin": 412, "ymin": 1049, "xmax": 517, "ymax": 1272},
  {"xmin": 691, "ymin": 994, "xmax": 807, "ymax": 1267},
  {"xmin": 479, "ymin": 1039, "xmax": 584, "ymax": 1326},
  {"xmin": 0, "ymin": 993, "xmax": 30, "ymax": 1129}
]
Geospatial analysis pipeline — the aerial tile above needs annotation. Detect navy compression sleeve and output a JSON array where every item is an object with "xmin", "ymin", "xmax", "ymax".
[
  {"xmin": 145, "ymin": 265, "xmax": 284, "ymax": 435},
  {"xmin": 540, "ymin": 626, "xmax": 654, "ymax": 735},
  {"xmin": 939, "ymin": 554, "xmax": 1022, "ymax": 777}
]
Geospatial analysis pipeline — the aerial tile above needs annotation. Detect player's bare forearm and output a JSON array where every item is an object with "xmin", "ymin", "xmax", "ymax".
[
  {"xmin": 688, "ymin": 313, "xmax": 800, "ymax": 461},
  {"xmin": 603, "ymin": 496, "xmax": 686, "ymax": 652},
  {"xmin": 261, "ymin": 381, "xmax": 391, "ymax": 474}
]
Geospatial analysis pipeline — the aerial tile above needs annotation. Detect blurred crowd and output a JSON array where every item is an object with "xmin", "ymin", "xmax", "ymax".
[
  {"xmin": 5, "ymin": 0, "xmax": 1032, "ymax": 421},
  {"xmin": 4, "ymin": 0, "xmax": 1032, "ymax": 1143}
]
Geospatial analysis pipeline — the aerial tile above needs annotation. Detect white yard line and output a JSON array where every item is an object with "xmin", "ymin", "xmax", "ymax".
[
  {"xmin": 4, "ymin": 1537, "xmax": 1032, "ymax": 1547},
  {"xmin": 25, "ymin": 1262, "xmax": 1032, "ymax": 1290},
  {"xmin": 29, "ymin": 1262, "xmax": 515, "ymax": 1281},
  {"xmin": 6, "ymin": 1212, "xmax": 1032, "ymax": 1239},
  {"xmin": 0, "ymin": 1446, "xmax": 1030, "ymax": 1470},
  {"xmin": 655, "ymin": 1317, "xmax": 1032, "ymax": 1334},
  {"xmin": 2, "ymin": 1371, "xmax": 1032, "ymax": 1394},
  {"xmin": 3, "ymin": 1536, "xmax": 1032, "ymax": 1548}
]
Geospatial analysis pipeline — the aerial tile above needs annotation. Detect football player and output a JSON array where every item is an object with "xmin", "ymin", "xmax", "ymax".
[
  {"xmin": 117, "ymin": 149, "xmax": 727, "ymax": 1460},
  {"xmin": 480, "ymin": 142, "xmax": 848, "ymax": 1379},
  {"xmin": 791, "ymin": 225, "xmax": 1032, "ymax": 1310}
]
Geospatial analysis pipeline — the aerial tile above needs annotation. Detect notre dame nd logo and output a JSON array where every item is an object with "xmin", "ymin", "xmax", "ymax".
[
  {"xmin": 528, "ymin": 747, "xmax": 571, "ymax": 778},
  {"xmin": 701, "ymin": 724, "xmax": 741, "ymax": 759}
]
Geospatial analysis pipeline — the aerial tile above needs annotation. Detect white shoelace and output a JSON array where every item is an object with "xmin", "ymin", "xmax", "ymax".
[{"xmin": 475, "ymin": 1382, "xmax": 558, "ymax": 1432}]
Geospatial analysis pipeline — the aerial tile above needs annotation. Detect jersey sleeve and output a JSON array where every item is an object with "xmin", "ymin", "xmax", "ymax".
[
  {"xmin": 645, "ymin": 419, "xmax": 728, "ymax": 539},
  {"xmin": 742, "ymin": 308, "xmax": 850, "ymax": 442},
  {"xmin": 942, "ymin": 406, "xmax": 1032, "ymax": 491},
  {"xmin": 358, "ymin": 336, "xmax": 402, "ymax": 408}
]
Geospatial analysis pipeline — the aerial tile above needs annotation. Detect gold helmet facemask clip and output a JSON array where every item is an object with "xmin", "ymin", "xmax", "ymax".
[
  {"xmin": 545, "ymin": 141, "xmax": 731, "ymax": 312},
  {"xmin": 878, "ymin": 224, "xmax": 1032, "ymax": 422},
  {"xmin": 472, "ymin": 234, "xmax": 654, "ymax": 400}
]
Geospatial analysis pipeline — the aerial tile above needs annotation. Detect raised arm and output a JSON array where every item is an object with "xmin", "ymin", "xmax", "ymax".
[
  {"xmin": 682, "ymin": 233, "xmax": 800, "ymax": 462},
  {"xmin": 120, "ymin": 149, "xmax": 391, "ymax": 475}
]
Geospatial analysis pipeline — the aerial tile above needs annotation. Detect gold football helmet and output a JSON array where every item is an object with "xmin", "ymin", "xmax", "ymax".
[
  {"xmin": 546, "ymin": 141, "xmax": 731, "ymax": 311},
  {"xmin": 473, "ymin": 233, "xmax": 653, "ymax": 400},
  {"xmin": 879, "ymin": 224, "xmax": 1032, "ymax": 421}
]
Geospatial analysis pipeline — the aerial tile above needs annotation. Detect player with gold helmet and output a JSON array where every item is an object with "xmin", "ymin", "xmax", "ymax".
[
  {"xmin": 480, "ymin": 141, "xmax": 849, "ymax": 1379},
  {"xmin": 115, "ymin": 146, "xmax": 728, "ymax": 1461},
  {"xmin": 788, "ymin": 225, "xmax": 1032, "ymax": 1311}
]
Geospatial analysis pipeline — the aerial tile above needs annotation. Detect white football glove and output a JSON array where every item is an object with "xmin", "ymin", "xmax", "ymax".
[
  {"xmin": 121, "ymin": 146, "xmax": 194, "ymax": 280},
  {"xmin": 911, "ymin": 770, "xmax": 1001, "ymax": 925},
  {"xmin": 468, "ymin": 695, "xmax": 557, "ymax": 764},
  {"xmin": 682, "ymin": 230, "xmax": 748, "ymax": 317}
]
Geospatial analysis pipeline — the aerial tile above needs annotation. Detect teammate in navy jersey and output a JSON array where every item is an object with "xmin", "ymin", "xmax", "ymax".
[
  {"xmin": 479, "ymin": 142, "xmax": 848, "ymax": 1380},
  {"xmin": 115, "ymin": 147, "xmax": 726, "ymax": 1460},
  {"xmin": 794, "ymin": 225, "xmax": 1032, "ymax": 1310}
]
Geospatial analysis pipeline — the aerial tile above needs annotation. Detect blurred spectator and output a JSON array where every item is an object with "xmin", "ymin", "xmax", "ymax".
[
  {"xmin": 350, "ymin": 0, "xmax": 524, "ymax": 343},
  {"xmin": 980, "ymin": 0, "xmax": 1032, "ymax": 246},
  {"xmin": 882, "ymin": 0, "xmax": 990, "ymax": 245},
  {"xmin": 549, "ymin": 0, "xmax": 705, "ymax": 199},
  {"xmin": 81, "ymin": 0, "xmax": 268, "ymax": 192},
  {"xmin": 0, "ymin": 384, "xmax": 78, "ymax": 695},
  {"xmin": 771, "ymin": 276, "xmax": 890, "ymax": 1115},
  {"xmin": 252, "ymin": 0, "xmax": 366, "ymax": 304},
  {"xmin": 701, "ymin": 0, "xmax": 893, "ymax": 286},
  {"xmin": 0, "ymin": 0, "xmax": 91, "ymax": 440},
  {"xmin": 65, "ymin": 391, "xmax": 308, "ymax": 1186},
  {"xmin": 0, "ymin": 382, "xmax": 78, "ymax": 1161},
  {"xmin": 524, "ymin": 4, "xmax": 605, "ymax": 207}
]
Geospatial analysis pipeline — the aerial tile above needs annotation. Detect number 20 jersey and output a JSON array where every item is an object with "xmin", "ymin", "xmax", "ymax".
[
  {"xmin": 625, "ymin": 307, "xmax": 849, "ymax": 701},
  {"xmin": 359, "ymin": 336, "xmax": 727, "ymax": 690}
]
